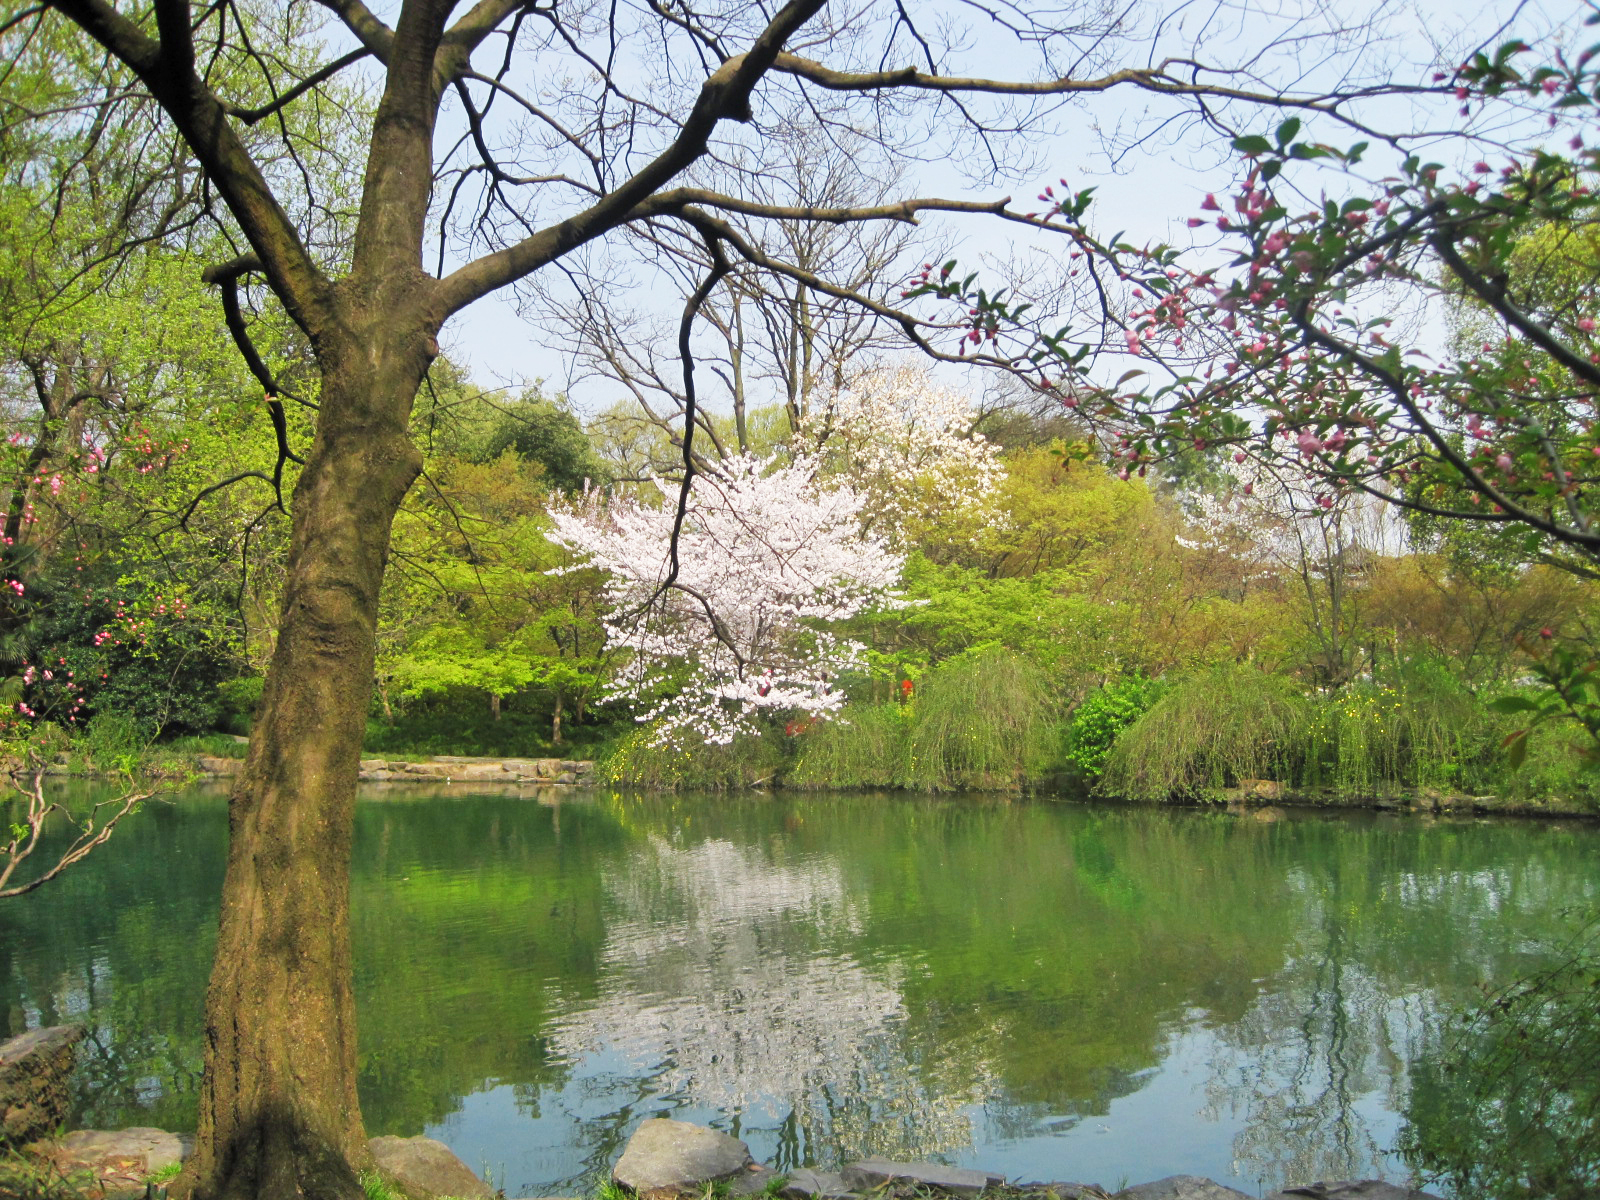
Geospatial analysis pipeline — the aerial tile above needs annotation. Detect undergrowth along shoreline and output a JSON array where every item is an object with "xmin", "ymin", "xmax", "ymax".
[{"xmin": 596, "ymin": 650, "xmax": 1600, "ymax": 816}]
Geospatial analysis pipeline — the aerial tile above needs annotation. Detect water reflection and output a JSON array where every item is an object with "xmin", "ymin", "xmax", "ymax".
[
  {"xmin": 547, "ymin": 835, "xmax": 996, "ymax": 1166},
  {"xmin": 1, "ymin": 788, "xmax": 1596, "ymax": 1197}
]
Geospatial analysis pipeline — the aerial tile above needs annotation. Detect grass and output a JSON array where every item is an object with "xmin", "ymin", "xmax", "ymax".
[
  {"xmin": 600, "ymin": 725, "xmax": 787, "ymax": 790},
  {"xmin": 1098, "ymin": 664, "xmax": 1304, "ymax": 801},
  {"xmin": 791, "ymin": 647, "xmax": 1061, "ymax": 792},
  {"xmin": 0, "ymin": 1151, "xmax": 98, "ymax": 1200},
  {"xmin": 786, "ymin": 702, "xmax": 905, "ymax": 789},
  {"xmin": 1096, "ymin": 658, "xmax": 1600, "ymax": 810}
]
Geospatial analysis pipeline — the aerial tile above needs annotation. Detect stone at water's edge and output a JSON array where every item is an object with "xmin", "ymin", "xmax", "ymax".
[
  {"xmin": 779, "ymin": 1168, "xmax": 857, "ymax": 1199},
  {"xmin": 842, "ymin": 1160, "xmax": 1007, "ymax": 1196},
  {"xmin": 613, "ymin": 1118, "xmax": 756, "ymax": 1196},
  {"xmin": 1113, "ymin": 1178, "xmax": 1254, "ymax": 1200},
  {"xmin": 370, "ymin": 1134, "xmax": 497, "ymax": 1199},
  {"xmin": 727, "ymin": 1165, "xmax": 785, "ymax": 1197},
  {"xmin": 0, "ymin": 1024, "xmax": 84, "ymax": 1145},
  {"xmin": 1263, "ymin": 1183, "xmax": 1444, "ymax": 1200},
  {"xmin": 49, "ymin": 1127, "xmax": 191, "ymax": 1200},
  {"xmin": 55, "ymin": 1127, "xmax": 188, "ymax": 1172}
]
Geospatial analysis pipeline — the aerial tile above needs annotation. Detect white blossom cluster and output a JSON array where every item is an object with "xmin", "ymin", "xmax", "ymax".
[
  {"xmin": 805, "ymin": 364, "xmax": 1002, "ymax": 544},
  {"xmin": 548, "ymin": 454, "xmax": 904, "ymax": 745},
  {"xmin": 1177, "ymin": 462, "xmax": 1404, "ymax": 580}
]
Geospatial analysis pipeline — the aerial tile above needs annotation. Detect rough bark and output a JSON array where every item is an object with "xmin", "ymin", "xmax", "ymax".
[{"xmin": 173, "ymin": 317, "xmax": 431, "ymax": 1200}]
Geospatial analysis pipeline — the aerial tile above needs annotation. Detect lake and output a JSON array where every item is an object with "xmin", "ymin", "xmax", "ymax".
[{"xmin": 3, "ymin": 784, "xmax": 1595, "ymax": 1197}]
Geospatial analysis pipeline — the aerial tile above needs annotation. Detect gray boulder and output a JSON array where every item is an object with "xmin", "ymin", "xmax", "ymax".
[
  {"xmin": 841, "ymin": 1159, "xmax": 1005, "ymax": 1196},
  {"xmin": 779, "ymin": 1168, "xmax": 857, "ymax": 1200},
  {"xmin": 613, "ymin": 1119, "xmax": 755, "ymax": 1196},
  {"xmin": 1115, "ymin": 1178, "xmax": 1252, "ymax": 1200},
  {"xmin": 0, "ymin": 1025, "xmax": 84, "ymax": 1145},
  {"xmin": 52, "ymin": 1127, "xmax": 190, "ymax": 1199},
  {"xmin": 1264, "ymin": 1184, "xmax": 1443, "ymax": 1200},
  {"xmin": 370, "ymin": 1134, "xmax": 496, "ymax": 1199},
  {"xmin": 727, "ymin": 1165, "xmax": 785, "ymax": 1197}
]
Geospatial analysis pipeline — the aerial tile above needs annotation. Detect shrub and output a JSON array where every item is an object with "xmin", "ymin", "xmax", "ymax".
[
  {"xmin": 1099, "ymin": 664, "xmax": 1304, "ymax": 800},
  {"xmin": 1294, "ymin": 659, "xmax": 1496, "ymax": 795},
  {"xmin": 1401, "ymin": 922, "xmax": 1600, "ymax": 1199},
  {"xmin": 898, "ymin": 647, "xmax": 1058, "ymax": 790},
  {"xmin": 216, "ymin": 676, "xmax": 265, "ymax": 735},
  {"xmin": 1063, "ymin": 674, "xmax": 1165, "ymax": 784}
]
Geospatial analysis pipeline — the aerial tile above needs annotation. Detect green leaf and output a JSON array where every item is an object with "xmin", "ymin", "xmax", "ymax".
[
  {"xmin": 1505, "ymin": 729, "xmax": 1529, "ymax": 769},
  {"xmin": 1488, "ymin": 695, "xmax": 1540, "ymax": 714},
  {"xmin": 1275, "ymin": 117, "xmax": 1302, "ymax": 147},
  {"xmin": 1232, "ymin": 134, "xmax": 1272, "ymax": 157}
]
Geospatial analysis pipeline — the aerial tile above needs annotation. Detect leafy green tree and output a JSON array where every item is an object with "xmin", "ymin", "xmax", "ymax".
[
  {"xmin": 380, "ymin": 452, "xmax": 609, "ymax": 744},
  {"xmin": 474, "ymin": 392, "xmax": 612, "ymax": 494}
]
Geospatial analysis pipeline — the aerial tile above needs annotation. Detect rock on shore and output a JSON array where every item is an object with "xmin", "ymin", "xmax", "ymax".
[
  {"xmin": 607, "ymin": 1119, "xmax": 1445, "ymax": 1200},
  {"xmin": 15, "ymin": 1112, "xmax": 1450, "ymax": 1200},
  {"xmin": 0, "ymin": 1024, "xmax": 84, "ymax": 1145},
  {"xmin": 191, "ymin": 753, "xmax": 598, "ymax": 785}
]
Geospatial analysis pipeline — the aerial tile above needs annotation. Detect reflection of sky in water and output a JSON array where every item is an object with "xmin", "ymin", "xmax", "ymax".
[
  {"xmin": 426, "ymin": 834, "xmax": 1431, "ymax": 1199},
  {"xmin": 429, "ymin": 1016, "xmax": 1421, "ymax": 1200}
]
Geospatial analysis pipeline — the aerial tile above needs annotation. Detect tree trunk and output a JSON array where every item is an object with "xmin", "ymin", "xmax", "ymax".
[
  {"xmin": 174, "ymin": 329, "xmax": 427, "ymax": 1200},
  {"xmin": 551, "ymin": 689, "xmax": 563, "ymax": 746},
  {"xmin": 490, "ymin": 691, "xmax": 501, "ymax": 721}
]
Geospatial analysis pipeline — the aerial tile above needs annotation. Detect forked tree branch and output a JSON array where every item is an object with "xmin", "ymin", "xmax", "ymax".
[
  {"xmin": 0, "ymin": 769, "xmax": 160, "ymax": 900},
  {"xmin": 47, "ymin": 0, "xmax": 335, "ymax": 333},
  {"xmin": 435, "ymin": 0, "xmax": 829, "ymax": 314}
]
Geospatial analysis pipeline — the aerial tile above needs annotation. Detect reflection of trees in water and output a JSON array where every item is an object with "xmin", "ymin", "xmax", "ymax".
[
  {"xmin": 1197, "ymin": 857, "xmax": 1555, "ymax": 1192},
  {"xmin": 1202, "ymin": 943, "xmax": 1405, "ymax": 1187},
  {"xmin": 545, "ymin": 836, "xmax": 999, "ymax": 1169},
  {"xmin": 5, "ymin": 936, "xmax": 207, "ymax": 1131}
]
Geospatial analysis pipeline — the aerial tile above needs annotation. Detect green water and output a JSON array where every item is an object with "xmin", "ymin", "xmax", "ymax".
[{"xmin": 2, "ymin": 785, "xmax": 1595, "ymax": 1197}]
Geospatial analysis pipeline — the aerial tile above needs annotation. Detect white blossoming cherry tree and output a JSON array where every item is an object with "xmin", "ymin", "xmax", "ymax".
[
  {"xmin": 805, "ymin": 364, "xmax": 1004, "ymax": 547},
  {"xmin": 550, "ymin": 454, "xmax": 904, "ymax": 745}
]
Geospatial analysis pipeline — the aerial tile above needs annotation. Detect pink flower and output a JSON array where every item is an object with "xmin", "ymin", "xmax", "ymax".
[
  {"xmin": 1200, "ymin": 194, "xmax": 1220, "ymax": 211},
  {"xmin": 1496, "ymin": 454, "xmax": 1513, "ymax": 471},
  {"xmin": 1579, "ymin": 318, "xmax": 1596, "ymax": 332}
]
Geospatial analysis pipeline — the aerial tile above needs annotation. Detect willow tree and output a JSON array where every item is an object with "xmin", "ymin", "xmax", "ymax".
[{"xmin": 16, "ymin": 0, "xmax": 1436, "ymax": 1194}]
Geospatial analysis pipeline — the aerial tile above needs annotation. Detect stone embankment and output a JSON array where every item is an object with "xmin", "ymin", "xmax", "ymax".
[
  {"xmin": 0, "ymin": 1027, "xmax": 1443, "ymax": 1200},
  {"xmin": 192, "ymin": 753, "xmax": 597, "ymax": 786}
]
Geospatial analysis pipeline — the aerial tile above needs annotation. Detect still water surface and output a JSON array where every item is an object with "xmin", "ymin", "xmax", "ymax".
[{"xmin": 3, "ymin": 786, "xmax": 1596, "ymax": 1197}]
